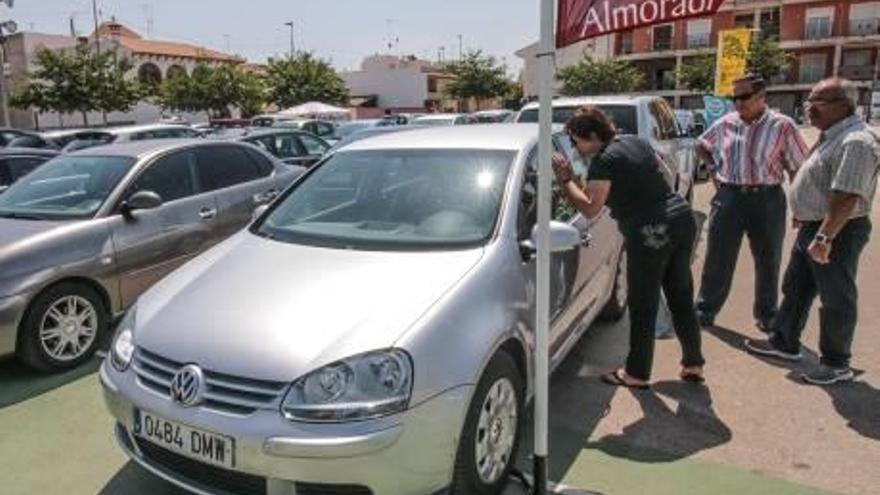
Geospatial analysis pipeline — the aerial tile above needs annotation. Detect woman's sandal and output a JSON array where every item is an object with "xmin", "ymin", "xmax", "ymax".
[
  {"xmin": 680, "ymin": 368, "xmax": 706, "ymax": 383},
  {"xmin": 601, "ymin": 369, "xmax": 650, "ymax": 389}
]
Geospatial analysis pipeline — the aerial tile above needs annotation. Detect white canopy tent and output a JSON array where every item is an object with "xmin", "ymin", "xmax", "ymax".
[{"xmin": 276, "ymin": 101, "xmax": 351, "ymax": 120}]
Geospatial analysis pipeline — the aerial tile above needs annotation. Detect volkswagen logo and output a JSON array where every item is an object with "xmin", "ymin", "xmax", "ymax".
[{"xmin": 169, "ymin": 364, "xmax": 205, "ymax": 407}]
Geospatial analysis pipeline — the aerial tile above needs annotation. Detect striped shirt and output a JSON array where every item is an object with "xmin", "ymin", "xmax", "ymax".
[
  {"xmin": 699, "ymin": 109, "xmax": 809, "ymax": 185},
  {"xmin": 790, "ymin": 115, "xmax": 880, "ymax": 221}
]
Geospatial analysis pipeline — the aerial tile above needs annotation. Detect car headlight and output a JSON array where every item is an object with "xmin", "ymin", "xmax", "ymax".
[
  {"xmin": 110, "ymin": 308, "xmax": 136, "ymax": 372},
  {"xmin": 281, "ymin": 349, "xmax": 413, "ymax": 422}
]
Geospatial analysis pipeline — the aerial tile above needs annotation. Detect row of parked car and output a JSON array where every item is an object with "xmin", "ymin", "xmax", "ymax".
[{"xmin": 1, "ymin": 95, "xmax": 707, "ymax": 495}]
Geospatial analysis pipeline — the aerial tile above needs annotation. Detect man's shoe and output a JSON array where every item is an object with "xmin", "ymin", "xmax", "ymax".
[
  {"xmin": 802, "ymin": 366, "xmax": 854, "ymax": 386},
  {"xmin": 755, "ymin": 320, "xmax": 774, "ymax": 334},
  {"xmin": 697, "ymin": 311, "xmax": 714, "ymax": 327},
  {"xmin": 745, "ymin": 338, "xmax": 802, "ymax": 361}
]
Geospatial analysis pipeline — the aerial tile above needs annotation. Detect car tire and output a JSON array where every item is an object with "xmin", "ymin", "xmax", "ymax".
[
  {"xmin": 17, "ymin": 283, "xmax": 108, "ymax": 372},
  {"xmin": 451, "ymin": 351, "xmax": 524, "ymax": 495},
  {"xmin": 599, "ymin": 250, "xmax": 628, "ymax": 322}
]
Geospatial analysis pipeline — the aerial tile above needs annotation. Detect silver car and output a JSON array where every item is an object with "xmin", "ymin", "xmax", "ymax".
[
  {"xmin": 0, "ymin": 140, "xmax": 304, "ymax": 371},
  {"xmin": 100, "ymin": 125, "xmax": 627, "ymax": 495}
]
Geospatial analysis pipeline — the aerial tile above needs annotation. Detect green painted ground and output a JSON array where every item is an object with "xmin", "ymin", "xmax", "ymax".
[{"xmin": 0, "ymin": 359, "xmax": 841, "ymax": 495}]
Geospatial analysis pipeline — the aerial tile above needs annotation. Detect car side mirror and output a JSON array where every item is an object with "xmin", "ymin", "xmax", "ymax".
[
  {"xmin": 0, "ymin": 185, "xmax": 8, "ymax": 194},
  {"xmin": 121, "ymin": 190, "xmax": 163, "ymax": 219},
  {"xmin": 519, "ymin": 221, "xmax": 582, "ymax": 260},
  {"xmin": 252, "ymin": 204, "xmax": 269, "ymax": 222}
]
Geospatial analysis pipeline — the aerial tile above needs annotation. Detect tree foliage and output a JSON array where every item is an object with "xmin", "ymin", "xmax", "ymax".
[
  {"xmin": 157, "ymin": 63, "xmax": 266, "ymax": 117},
  {"xmin": 443, "ymin": 50, "xmax": 511, "ymax": 102},
  {"xmin": 747, "ymin": 36, "xmax": 792, "ymax": 83},
  {"xmin": 11, "ymin": 45, "xmax": 140, "ymax": 125},
  {"xmin": 557, "ymin": 58, "xmax": 643, "ymax": 96},
  {"xmin": 678, "ymin": 54, "xmax": 716, "ymax": 94},
  {"xmin": 265, "ymin": 53, "xmax": 348, "ymax": 108}
]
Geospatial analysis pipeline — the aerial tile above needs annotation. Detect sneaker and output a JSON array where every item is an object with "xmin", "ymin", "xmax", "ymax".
[
  {"xmin": 802, "ymin": 366, "xmax": 854, "ymax": 386},
  {"xmin": 745, "ymin": 338, "xmax": 802, "ymax": 361}
]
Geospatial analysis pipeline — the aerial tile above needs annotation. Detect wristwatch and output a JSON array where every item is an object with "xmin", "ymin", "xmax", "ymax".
[{"xmin": 814, "ymin": 233, "xmax": 832, "ymax": 246}]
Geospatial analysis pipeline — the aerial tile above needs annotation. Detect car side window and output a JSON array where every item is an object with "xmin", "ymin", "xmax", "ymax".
[
  {"xmin": 248, "ymin": 136, "xmax": 277, "ymax": 155},
  {"xmin": 0, "ymin": 159, "xmax": 10, "ymax": 186},
  {"xmin": 128, "ymin": 150, "xmax": 198, "ymax": 203},
  {"xmin": 315, "ymin": 123, "xmax": 334, "ymax": 137},
  {"xmin": 195, "ymin": 145, "xmax": 264, "ymax": 191},
  {"xmin": 275, "ymin": 134, "xmax": 306, "ymax": 158},
  {"xmin": 6, "ymin": 156, "xmax": 49, "ymax": 181},
  {"xmin": 297, "ymin": 134, "xmax": 328, "ymax": 156},
  {"xmin": 243, "ymin": 148, "xmax": 275, "ymax": 176},
  {"xmin": 519, "ymin": 143, "xmax": 574, "ymax": 238}
]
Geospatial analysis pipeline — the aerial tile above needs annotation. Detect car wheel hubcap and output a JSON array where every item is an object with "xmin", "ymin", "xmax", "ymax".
[
  {"xmin": 475, "ymin": 377, "xmax": 517, "ymax": 485},
  {"xmin": 39, "ymin": 296, "xmax": 98, "ymax": 362}
]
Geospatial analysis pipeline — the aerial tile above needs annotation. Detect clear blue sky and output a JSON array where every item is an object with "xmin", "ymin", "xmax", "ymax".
[{"xmin": 4, "ymin": 0, "xmax": 538, "ymax": 73}]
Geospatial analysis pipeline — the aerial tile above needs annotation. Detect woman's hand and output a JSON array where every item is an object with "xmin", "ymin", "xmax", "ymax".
[{"xmin": 552, "ymin": 152, "xmax": 574, "ymax": 183}]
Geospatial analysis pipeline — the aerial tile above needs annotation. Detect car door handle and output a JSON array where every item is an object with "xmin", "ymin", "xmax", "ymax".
[
  {"xmin": 581, "ymin": 233, "xmax": 593, "ymax": 247},
  {"xmin": 199, "ymin": 207, "xmax": 217, "ymax": 220},
  {"xmin": 253, "ymin": 189, "xmax": 279, "ymax": 204}
]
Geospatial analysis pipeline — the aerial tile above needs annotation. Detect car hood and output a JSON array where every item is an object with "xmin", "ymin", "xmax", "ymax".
[
  {"xmin": 0, "ymin": 217, "xmax": 68, "ymax": 246},
  {"xmin": 135, "ymin": 232, "xmax": 484, "ymax": 382}
]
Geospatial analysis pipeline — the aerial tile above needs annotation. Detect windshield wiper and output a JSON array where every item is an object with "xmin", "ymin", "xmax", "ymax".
[{"xmin": 0, "ymin": 211, "xmax": 49, "ymax": 220}]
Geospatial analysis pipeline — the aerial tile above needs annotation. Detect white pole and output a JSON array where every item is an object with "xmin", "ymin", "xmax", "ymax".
[{"xmin": 534, "ymin": 0, "xmax": 554, "ymax": 493}]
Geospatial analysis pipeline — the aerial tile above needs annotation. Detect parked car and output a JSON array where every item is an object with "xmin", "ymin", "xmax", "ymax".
[
  {"xmin": 516, "ymin": 96, "xmax": 705, "ymax": 200},
  {"xmin": 99, "ymin": 124, "xmax": 627, "ymax": 495},
  {"xmin": 331, "ymin": 119, "xmax": 387, "ymax": 142},
  {"xmin": 250, "ymin": 114, "xmax": 301, "ymax": 127},
  {"xmin": 327, "ymin": 125, "xmax": 418, "ymax": 153},
  {"xmin": 8, "ymin": 124, "xmax": 203, "ymax": 152},
  {"xmin": 0, "ymin": 140, "xmax": 305, "ymax": 371},
  {"xmin": 470, "ymin": 109, "xmax": 515, "ymax": 123},
  {"xmin": 0, "ymin": 148, "xmax": 60, "ymax": 193},
  {"xmin": 674, "ymin": 109, "xmax": 706, "ymax": 137},
  {"xmin": 223, "ymin": 128, "xmax": 331, "ymax": 167},
  {"xmin": 411, "ymin": 113, "xmax": 474, "ymax": 126},
  {"xmin": 8, "ymin": 129, "xmax": 113, "ymax": 150},
  {"xmin": 0, "ymin": 128, "xmax": 42, "ymax": 148},
  {"xmin": 271, "ymin": 119, "xmax": 338, "ymax": 142}
]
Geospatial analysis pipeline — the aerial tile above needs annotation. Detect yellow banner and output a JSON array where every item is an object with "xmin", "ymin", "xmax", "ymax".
[{"xmin": 715, "ymin": 28, "xmax": 753, "ymax": 97}]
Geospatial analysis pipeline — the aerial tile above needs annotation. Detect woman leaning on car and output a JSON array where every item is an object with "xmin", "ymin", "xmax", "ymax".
[{"xmin": 552, "ymin": 106, "xmax": 705, "ymax": 388}]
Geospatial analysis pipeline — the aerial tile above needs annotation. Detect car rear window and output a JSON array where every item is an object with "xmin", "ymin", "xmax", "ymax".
[{"xmin": 517, "ymin": 105, "xmax": 638, "ymax": 135}]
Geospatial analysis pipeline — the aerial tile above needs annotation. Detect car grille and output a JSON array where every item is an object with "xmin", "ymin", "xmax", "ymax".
[
  {"xmin": 133, "ymin": 348, "xmax": 289, "ymax": 415},
  {"xmin": 295, "ymin": 483, "xmax": 373, "ymax": 495},
  {"xmin": 135, "ymin": 437, "xmax": 267, "ymax": 495}
]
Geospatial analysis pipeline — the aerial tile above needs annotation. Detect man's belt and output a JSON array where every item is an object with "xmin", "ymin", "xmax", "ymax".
[{"xmin": 719, "ymin": 183, "xmax": 781, "ymax": 193}]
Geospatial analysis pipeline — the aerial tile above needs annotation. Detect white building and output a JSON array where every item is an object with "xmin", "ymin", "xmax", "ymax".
[
  {"xmin": 515, "ymin": 35, "xmax": 614, "ymax": 99},
  {"xmin": 341, "ymin": 54, "xmax": 458, "ymax": 114}
]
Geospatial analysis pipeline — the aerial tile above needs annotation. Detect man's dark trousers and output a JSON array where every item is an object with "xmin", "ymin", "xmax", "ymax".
[
  {"xmin": 770, "ymin": 218, "xmax": 871, "ymax": 368},
  {"xmin": 696, "ymin": 185, "xmax": 787, "ymax": 325}
]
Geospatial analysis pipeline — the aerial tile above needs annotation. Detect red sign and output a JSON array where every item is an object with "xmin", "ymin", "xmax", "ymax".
[{"xmin": 556, "ymin": 0, "xmax": 725, "ymax": 48}]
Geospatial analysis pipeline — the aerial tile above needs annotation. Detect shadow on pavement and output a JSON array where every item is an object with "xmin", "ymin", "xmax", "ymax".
[
  {"xmin": 0, "ymin": 355, "xmax": 101, "ymax": 409},
  {"xmin": 99, "ymin": 461, "xmax": 188, "ymax": 495},
  {"xmin": 706, "ymin": 325, "xmax": 880, "ymax": 441},
  {"xmin": 588, "ymin": 381, "xmax": 731, "ymax": 463}
]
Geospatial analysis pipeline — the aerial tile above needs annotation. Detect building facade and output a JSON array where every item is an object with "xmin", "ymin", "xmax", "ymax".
[{"xmin": 517, "ymin": 0, "xmax": 880, "ymax": 117}]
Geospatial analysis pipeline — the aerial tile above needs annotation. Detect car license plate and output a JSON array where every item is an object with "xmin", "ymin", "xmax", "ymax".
[{"xmin": 135, "ymin": 410, "xmax": 235, "ymax": 469}]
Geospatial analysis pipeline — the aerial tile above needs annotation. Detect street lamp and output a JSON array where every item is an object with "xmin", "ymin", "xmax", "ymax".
[
  {"xmin": 284, "ymin": 21, "xmax": 295, "ymax": 59},
  {"xmin": 0, "ymin": 17, "xmax": 17, "ymax": 127}
]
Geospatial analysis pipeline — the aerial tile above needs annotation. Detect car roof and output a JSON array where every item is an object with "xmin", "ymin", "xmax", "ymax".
[
  {"xmin": 340, "ymin": 123, "xmax": 561, "ymax": 152},
  {"xmin": 104, "ymin": 123, "xmax": 191, "ymax": 135},
  {"xmin": 0, "ymin": 147, "xmax": 61, "ymax": 156},
  {"xmin": 65, "ymin": 138, "xmax": 231, "ymax": 158},
  {"xmin": 413, "ymin": 113, "xmax": 462, "ymax": 120},
  {"xmin": 520, "ymin": 95, "xmax": 656, "ymax": 110}
]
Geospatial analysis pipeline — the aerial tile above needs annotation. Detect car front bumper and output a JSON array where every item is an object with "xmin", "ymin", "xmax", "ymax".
[{"xmin": 100, "ymin": 360, "xmax": 472, "ymax": 495}]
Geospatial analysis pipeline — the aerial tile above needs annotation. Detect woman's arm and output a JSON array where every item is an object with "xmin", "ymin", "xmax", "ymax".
[{"xmin": 552, "ymin": 153, "xmax": 610, "ymax": 219}]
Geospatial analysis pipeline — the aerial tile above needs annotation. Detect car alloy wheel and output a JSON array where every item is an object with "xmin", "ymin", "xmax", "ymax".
[
  {"xmin": 474, "ymin": 377, "xmax": 518, "ymax": 484},
  {"xmin": 39, "ymin": 295, "xmax": 98, "ymax": 362}
]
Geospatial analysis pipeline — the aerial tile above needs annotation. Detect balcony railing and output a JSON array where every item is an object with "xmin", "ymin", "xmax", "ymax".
[
  {"xmin": 799, "ymin": 69, "xmax": 826, "ymax": 84},
  {"xmin": 687, "ymin": 33, "xmax": 711, "ymax": 49},
  {"xmin": 839, "ymin": 66, "xmax": 875, "ymax": 80},
  {"xmin": 850, "ymin": 19, "xmax": 880, "ymax": 37}
]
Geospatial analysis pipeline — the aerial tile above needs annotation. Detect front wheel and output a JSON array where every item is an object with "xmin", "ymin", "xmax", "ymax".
[{"xmin": 451, "ymin": 351, "xmax": 524, "ymax": 495}]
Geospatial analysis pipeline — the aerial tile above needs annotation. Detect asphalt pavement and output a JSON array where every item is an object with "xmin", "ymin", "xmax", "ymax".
[{"xmin": 1, "ymin": 126, "xmax": 878, "ymax": 495}]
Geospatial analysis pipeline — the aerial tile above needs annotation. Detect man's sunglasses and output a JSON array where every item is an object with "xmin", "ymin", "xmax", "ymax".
[
  {"xmin": 732, "ymin": 92, "xmax": 758, "ymax": 103},
  {"xmin": 804, "ymin": 97, "xmax": 846, "ymax": 107}
]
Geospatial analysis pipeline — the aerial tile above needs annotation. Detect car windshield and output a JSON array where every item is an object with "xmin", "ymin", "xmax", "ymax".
[
  {"xmin": 327, "ymin": 128, "xmax": 406, "ymax": 153},
  {"xmin": 0, "ymin": 155, "xmax": 135, "ymax": 219},
  {"xmin": 334, "ymin": 121, "xmax": 378, "ymax": 138},
  {"xmin": 518, "ymin": 105, "xmax": 638, "ymax": 135},
  {"xmin": 255, "ymin": 148, "xmax": 514, "ymax": 250}
]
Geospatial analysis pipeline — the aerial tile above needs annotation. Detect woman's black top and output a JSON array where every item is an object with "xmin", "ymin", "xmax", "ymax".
[{"xmin": 586, "ymin": 135, "xmax": 685, "ymax": 231}]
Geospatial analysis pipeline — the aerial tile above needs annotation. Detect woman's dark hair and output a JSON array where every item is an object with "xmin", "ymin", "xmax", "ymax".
[{"xmin": 564, "ymin": 106, "xmax": 617, "ymax": 143}]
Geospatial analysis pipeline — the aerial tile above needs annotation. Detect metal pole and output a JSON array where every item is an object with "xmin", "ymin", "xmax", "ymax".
[
  {"xmin": 285, "ymin": 21, "xmax": 294, "ymax": 58},
  {"xmin": 0, "ymin": 39, "xmax": 8, "ymax": 127},
  {"xmin": 92, "ymin": 0, "xmax": 100, "ymax": 54},
  {"xmin": 868, "ymin": 46, "xmax": 879, "ymax": 123},
  {"xmin": 534, "ymin": 0, "xmax": 554, "ymax": 493},
  {"xmin": 458, "ymin": 34, "xmax": 463, "ymax": 59}
]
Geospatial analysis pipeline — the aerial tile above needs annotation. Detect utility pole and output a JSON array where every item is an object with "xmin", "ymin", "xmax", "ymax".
[
  {"xmin": 92, "ymin": 0, "xmax": 100, "ymax": 54},
  {"xmin": 284, "ymin": 21, "xmax": 294, "ymax": 59},
  {"xmin": 457, "ymin": 34, "xmax": 463, "ymax": 59}
]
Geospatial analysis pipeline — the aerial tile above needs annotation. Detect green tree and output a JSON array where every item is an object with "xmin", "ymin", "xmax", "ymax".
[
  {"xmin": 92, "ymin": 51, "xmax": 143, "ymax": 120},
  {"xmin": 747, "ymin": 36, "xmax": 792, "ymax": 83},
  {"xmin": 502, "ymin": 81, "xmax": 524, "ymax": 110},
  {"xmin": 678, "ymin": 53, "xmax": 716, "ymax": 94},
  {"xmin": 557, "ymin": 58, "xmax": 644, "ymax": 96},
  {"xmin": 265, "ymin": 53, "xmax": 348, "ymax": 108},
  {"xmin": 157, "ymin": 63, "xmax": 265, "ymax": 118},
  {"xmin": 443, "ymin": 50, "xmax": 510, "ymax": 109}
]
